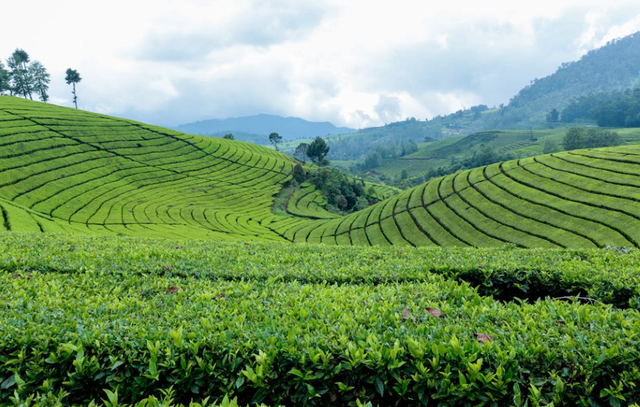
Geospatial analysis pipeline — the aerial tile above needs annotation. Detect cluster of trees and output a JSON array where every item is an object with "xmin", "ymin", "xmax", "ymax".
[
  {"xmin": 293, "ymin": 137, "xmax": 330, "ymax": 166},
  {"xmin": 418, "ymin": 146, "xmax": 515, "ymax": 185},
  {"xmin": 358, "ymin": 139, "xmax": 418, "ymax": 171},
  {"xmin": 0, "ymin": 49, "xmax": 82, "ymax": 108},
  {"xmin": 559, "ymin": 87, "xmax": 640, "ymax": 127},
  {"xmin": 562, "ymin": 127, "xmax": 622, "ymax": 151},
  {"xmin": 0, "ymin": 49, "xmax": 50, "ymax": 102},
  {"xmin": 305, "ymin": 167, "xmax": 373, "ymax": 213}
]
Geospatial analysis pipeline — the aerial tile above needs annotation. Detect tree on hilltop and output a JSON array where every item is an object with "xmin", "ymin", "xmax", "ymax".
[
  {"xmin": 0, "ymin": 61, "xmax": 9, "ymax": 94},
  {"xmin": 7, "ymin": 49, "xmax": 33, "ymax": 99},
  {"xmin": 29, "ymin": 61, "xmax": 50, "ymax": 102},
  {"xmin": 307, "ymin": 136, "xmax": 330, "ymax": 166},
  {"xmin": 223, "ymin": 133, "xmax": 235, "ymax": 140},
  {"xmin": 65, "ymin": 68, "xmax": 82, "ymax": 109},
  {"xmin": 294, "ymin": 142, "xmax": 308, "ymax": 163},
  {"xmin": 269, "ymin": 132, "xmax": 282, "ymax": 151}
]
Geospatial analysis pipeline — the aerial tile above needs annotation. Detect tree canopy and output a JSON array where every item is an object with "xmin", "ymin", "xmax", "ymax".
[
  {"xmin": 562, "ymin": 127, "xmax": 622, "ymax": 151},
  {"xmin": 307, "ymin": 137, "xmax": 330, "ymax": 166},
  {"xmin": 65, "ymin": 68, "xmax": 82, "ymax": 108},
  {"xmin": 269, "ymin": 132, "xmax": 282, "ymax": 151}
]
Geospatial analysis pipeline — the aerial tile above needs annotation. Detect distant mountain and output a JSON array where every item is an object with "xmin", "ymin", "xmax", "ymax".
[
  {"xmin": 325, "ymin": 30, "xmax": 640, "ymax": 162},
  {"xmin": 505, "ymin": 31, "xmax": 640, "ymax": 125},
  {"xmin": 175, "ymin": 114, "xmax": 355, "ymax": 142}
]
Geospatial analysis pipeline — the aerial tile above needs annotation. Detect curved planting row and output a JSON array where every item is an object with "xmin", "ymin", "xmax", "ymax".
[
  {"xmin": 0, "ymin": 97, "xmax": 295, "ymax": 240},
  {"xmin": 2, "ymin": 233, "xmax": 640, "ymax": 405},
  {"xmin": 285, "ymin": 145, "xmax": 640, "ymax": 248},
  {"xmin": 5, "ymin": 97, "xmax": 640, "ymax": 248},
  {"xmin": 286, "ymin": 182, "xmax": 339, "ymax": 219}
]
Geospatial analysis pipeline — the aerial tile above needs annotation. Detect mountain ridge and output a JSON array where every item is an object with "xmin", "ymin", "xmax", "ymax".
[{"xmin": 175, "ymin": 113, "xmax": 355, "ymax": 142}]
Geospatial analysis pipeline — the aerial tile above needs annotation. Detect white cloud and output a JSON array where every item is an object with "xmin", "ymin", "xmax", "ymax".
[{"xmin": 2, "ymin": 0, "xmax": 640, "ymax": 128}]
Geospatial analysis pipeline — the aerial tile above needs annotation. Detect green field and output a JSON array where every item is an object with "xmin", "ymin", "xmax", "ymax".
[
  {"xmin": 2, "ymin": 233, "xmax": 640, "ymax": 406},
  {"xmin": 2, "ymin": 96, "xmax": 640, "ymax": 406},
  {"xmin": 375, "ymin": 128, "xmax": 640, "ymax": 178},
  {"xmin": 3, "ymin": 96, "xmax": 640, "ymax": 249}
]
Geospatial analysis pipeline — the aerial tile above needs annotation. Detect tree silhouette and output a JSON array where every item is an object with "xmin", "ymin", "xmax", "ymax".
[
  {"xmin": 269, "ymin": 132, "xmax": 282, "ymax": 151},
  {"xmin": 65, "ymin": 68, "xmax": 82, "ymax": 108}
]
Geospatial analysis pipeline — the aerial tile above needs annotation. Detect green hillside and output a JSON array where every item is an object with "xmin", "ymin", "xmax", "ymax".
[
  {"xmin": 2, "ymin": 233, "xmax": 640, "ymax": 406},
  {"xmin": 373, "ymin": 127, "xmax": 640, "ymax": 179},
  {"xmin": 319, "ymin": 31, "xmax": 640, "ymax": 165},
  {"xmin": 0, "ymin": 96, "xmax": 299, "ymax": 241},
  {"xmin": 2, "ymin": 97, "xmax": 640, "ymax": 405},
  {"xmin": 4, "ymin": 96, "xmax": 640, "ymax": 249}
]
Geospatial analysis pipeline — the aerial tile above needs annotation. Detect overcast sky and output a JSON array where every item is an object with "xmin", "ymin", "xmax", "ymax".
[{"xmin": 3, "ymin": 1, "xmax": 640, "ymax": 128}]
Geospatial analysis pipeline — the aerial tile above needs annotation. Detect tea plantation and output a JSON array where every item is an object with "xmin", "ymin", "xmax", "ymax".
[{"xmin": 1, "ymin": 96, "xmax": 640, "ymax": 406}]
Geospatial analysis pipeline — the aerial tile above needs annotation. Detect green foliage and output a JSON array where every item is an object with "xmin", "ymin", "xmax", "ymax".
[
  {"xmin": 222, "ymin": 134, "xmax": 235, "ymax": 140},
  {"xmin": 4, "ymin": 96, "xmax": 640, "ymax": 250},
  {"xmin": 294, "ymin": 143, "xmax": 308, "ymax": 164},
  {"xmin": 291, "ymin": 163, "xmax": 306, "ymax": 184},
  {"xmin": 0, "ymin": 233, "xmax": 640, "ymax": 405},
  {"xmin": 0, "ymin": 61, "xmax": 9, "ymax": 95},
  {"xmin": 28, "ymin": 61, "xmax": 50, "ymax": 102},
  {"xmin": 6, "ymin": 49, "xmax": 33, "ymax": 100},
  {"xmin": 268, "ymin": 132, "xmax": 282, "ymax": 151},
  {"xmin": 542, "ymin": 139, "xmax": 558, "ymax": 154},
  {"xmin": 306, "ymin": 137, "xmax": 330, "ymax": 166},
  {"xmin": 362, "ymin": 151, "xmax": 383, "ymax": 170},
  {"xmin": 562, "ymin": 127, "xmax": 622, "ymax": 151},
  {"xmin": 306, "ymin": 167, "xmax": 375, "ymax": 214},
  {"xmin": 546, "ymin": 108, "xmax": 559, "ymax": 123},
  {"xmin": 65, "ymin": 68, "xmax": 82, "ymax": 108}
]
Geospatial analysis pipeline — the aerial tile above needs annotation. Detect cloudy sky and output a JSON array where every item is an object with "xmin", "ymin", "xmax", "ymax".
[{"xmin": 3, "ymin": 1, "xmax": 640, "ymax": 128}]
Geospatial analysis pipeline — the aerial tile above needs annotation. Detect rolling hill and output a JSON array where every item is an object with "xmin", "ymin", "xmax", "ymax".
[
  {"xmin": 370, "ymin": 127, "xmax": 640, "ymax": 179},
  {"xmin": 3, "ymin": 95, "xmax": 640, "ymax": 249},
  {"xmin": 3, "ymin": 96, "xmax": 640, "ymax": 406}
]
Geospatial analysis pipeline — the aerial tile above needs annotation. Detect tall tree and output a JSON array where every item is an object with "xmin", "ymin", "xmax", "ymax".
[
  {"xmin": 7, "ymin": 49, "xmax": 33, "ymax": 99},
  {"xmin": 294, "ymin": 142, "xmax": 308, "ymax": 163},
  {"xmin": 0, "ymin": 61, "xmax": 9, "ymax": 95},
  {"xmin": 65, "ymin": 68, "xmax": 82, "ymax": 108},
  {"xmin": 307, "ymin": 136, "xmax": 330, "ymax": 166},
  {"xmin": 29, "ymin": 61, "xmax": 50, "ymax": 102},
  {"xmin": 269, "ymin": 132, "xmax": 282, "ymax": 151}
]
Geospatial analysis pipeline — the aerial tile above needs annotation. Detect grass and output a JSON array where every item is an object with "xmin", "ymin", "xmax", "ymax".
[
  {"xmin": 375, "ymin": 127, "xmax": 640, "ymax": 179},
  {"xmin": 1, "ymin": 232, "xmax": 640, "ymax": 406},
  {"xmin": 3, "ymin": 97, "xmax": 640, "ymax": 405},
  {"xmin": 3, "ymin": 96, "xmax": 640, "ymax": 249}
]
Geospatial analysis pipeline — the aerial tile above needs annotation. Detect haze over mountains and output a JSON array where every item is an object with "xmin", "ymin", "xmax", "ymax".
[
  {"xmin": 175, "ymin": 113, "xmax": 355, "ymax": 143},
  {"xmin": 320, "ymin": 31, "xmax": 640, "ymax": 163}
]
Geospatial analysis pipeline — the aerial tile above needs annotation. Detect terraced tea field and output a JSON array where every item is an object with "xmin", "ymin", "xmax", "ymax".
[
  {"xmin": 3, "ymin": 96, "xmax": 640, "ymax": 249},
  {"xmin": 2, "ymin": 97, "xmax": 640, "ymax": 406},
  {"xmin": 0, "ymin": 96, "xmax": 298, "ymax": 240},
  {"xmin": 1, "ymin": 233, "xmax": 640, "ymax": 406}
]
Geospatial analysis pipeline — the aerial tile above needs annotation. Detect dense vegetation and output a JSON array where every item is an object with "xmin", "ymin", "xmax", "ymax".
[
  {"xmin": 0, "ymin": 49, "xmax": 51, "ymax": 102},
  {"xmin": 313, "ymin": 31, "xmax": 640, "ymax": 169},
  {"xmin": 562, "ymin": 127, "xmax": 622, "ymax": 150},
  {"xmin": 4, "ymin": 96, "xmax": 640, "ymax": 251},
  {"xmin": 1, "ymin": 233, "xmax": 640, "ymax": 406},
  {"xmin": 2, "ymin": 95, "xmax": 640, "ymax": 406},
  {"xmin": 560, "ymin": 87, "xmax": 640, "ymax": 127}
]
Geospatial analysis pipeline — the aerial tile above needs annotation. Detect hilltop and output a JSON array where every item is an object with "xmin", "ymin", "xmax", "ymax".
[
  {"xmin": 175, "ymin": 113, "xmax": 355, "ymax": 143},
  {"xmin": 3, "ymin": 96, "xmax": 640, "ymax": 248}
]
